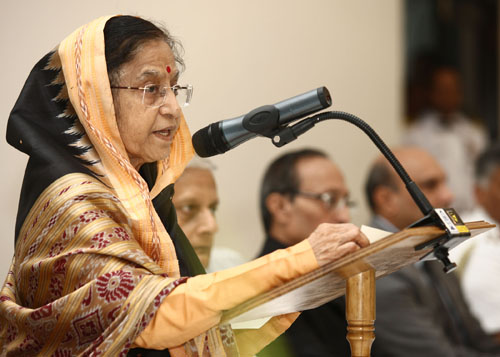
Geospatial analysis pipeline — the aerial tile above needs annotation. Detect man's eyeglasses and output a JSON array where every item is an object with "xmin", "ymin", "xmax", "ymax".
[
  {"xmin": 111, "ymin": 84, "xmax": 193, "ymax": 108},
  {"xmin": 292, "ymin": 190, "xmax": 356, "ymax": 211}
]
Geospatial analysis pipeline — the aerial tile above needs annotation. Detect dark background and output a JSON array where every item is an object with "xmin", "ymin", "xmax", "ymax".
[{"xmin": 405, "ymin": 0, "xmax": 498, "ymax": 140}]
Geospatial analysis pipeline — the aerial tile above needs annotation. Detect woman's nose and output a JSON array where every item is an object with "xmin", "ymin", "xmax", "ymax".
[{"xmin": 159, "ymin": 88, "xmax": 181, "ymax": 117}]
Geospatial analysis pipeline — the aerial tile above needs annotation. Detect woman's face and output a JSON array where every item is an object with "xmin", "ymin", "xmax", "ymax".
[{"xmin": 112, "ymin": 40, "xmax": 181, "ymax": 170}]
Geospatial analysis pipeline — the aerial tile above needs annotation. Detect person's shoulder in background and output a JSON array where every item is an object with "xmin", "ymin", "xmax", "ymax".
[{"xmin": 206, "ymin": 246, "xmax": 247, "ymax": 273}]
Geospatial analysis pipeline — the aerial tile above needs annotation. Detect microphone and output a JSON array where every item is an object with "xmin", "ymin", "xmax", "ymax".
[{"xmin": 192, "ymin": 87, "xmax": 332, "ymax": 157}]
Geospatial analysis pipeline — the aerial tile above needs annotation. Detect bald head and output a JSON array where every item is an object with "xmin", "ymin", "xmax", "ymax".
[{"xmin": 366, "ymin": 147, "xmax": 454, "ymax": 229}]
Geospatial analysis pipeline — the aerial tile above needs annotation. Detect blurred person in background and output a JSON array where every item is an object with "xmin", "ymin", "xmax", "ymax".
[
  {"xmin": 173, "ymin": 156, "xmax": 246, "ymax": 272},
  {"xmin": 257, "ymin": 148, "xmax": 355, "ymax": 356},
  {"xmin": 404, "ymin": 66, "xmax": 488, "ymax": 214},
  {"xmin": 365, "ymin": 146, "xmax": 500, "ymax": 357},
  {"xmin": 451, "ymin": 142, "xmax": 500, "ymax": 344},
  {"xmin": 173, "ymin": 156, "xmax": 219, "ymax": 269}
]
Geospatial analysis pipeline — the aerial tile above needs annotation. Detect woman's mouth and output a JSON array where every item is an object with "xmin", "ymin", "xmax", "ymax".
[{"xmin": 153, "ymin": 128, "xmax": 174, "ymax": 141}]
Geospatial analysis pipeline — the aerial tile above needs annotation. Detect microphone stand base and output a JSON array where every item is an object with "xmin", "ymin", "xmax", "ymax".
[{"xmin": 410, "ymin": 208, "xmax": 470, "ymax": 273}]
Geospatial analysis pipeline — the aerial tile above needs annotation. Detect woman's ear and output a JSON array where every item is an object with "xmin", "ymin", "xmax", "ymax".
[{"xmin": 266, "ymin": 192, "xmax": 292, "ymax": 225}]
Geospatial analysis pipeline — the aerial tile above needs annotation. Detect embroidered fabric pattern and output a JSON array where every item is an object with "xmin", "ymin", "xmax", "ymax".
[{"xmin": 0, "ymin": 174, "xmax": 187, "ymax": 355}]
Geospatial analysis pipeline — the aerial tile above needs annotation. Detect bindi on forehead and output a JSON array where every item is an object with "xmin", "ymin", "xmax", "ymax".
[{"xmin": 135, "ymin": 66, "xmax": 179, "ymax": 84}]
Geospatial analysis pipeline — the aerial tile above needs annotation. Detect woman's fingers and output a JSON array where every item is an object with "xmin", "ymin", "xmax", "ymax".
[
  {"xmin": 354, "ymin": 231, "xmax": 370, "ymax": 248},
  {"xmin": 308, "ymin": 223, "xmax": 370, "ymax": 266}
]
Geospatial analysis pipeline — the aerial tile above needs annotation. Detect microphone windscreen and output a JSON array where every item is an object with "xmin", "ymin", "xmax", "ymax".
[
  {"xmin": 192, "ymin": 127, "xmax": 217, "ymax": 158},
  {"xmin": 192, "ymin": 122, "xmax": 230, "ymax": 158}
]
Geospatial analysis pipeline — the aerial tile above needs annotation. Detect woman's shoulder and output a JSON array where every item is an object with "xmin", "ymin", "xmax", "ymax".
[
  {"xmin": 48, "ymin": 172, "xmax": 116, "ymax": 196},
  {"xmin": 25, "ymin": 172, "xmax": 122, "ymax": 227}
]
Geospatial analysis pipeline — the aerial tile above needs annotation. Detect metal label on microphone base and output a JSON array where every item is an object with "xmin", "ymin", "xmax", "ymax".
[
  {"xmin": 413, "ymin": 208, "xmax": 470, "ymax": 273},
  {"xmin": 434, "ymin": 208, "xmax": 470, "ymax": 235}
]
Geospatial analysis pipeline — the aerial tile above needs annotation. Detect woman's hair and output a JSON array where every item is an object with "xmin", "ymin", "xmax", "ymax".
[{"xmin": 103, "ymin": 15, "xmax": 184, "ymax": 86}]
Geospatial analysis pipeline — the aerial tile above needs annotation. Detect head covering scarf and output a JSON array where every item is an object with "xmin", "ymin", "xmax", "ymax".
[{"xmin": 0, "ymin": 15, "xmax": 237, "ymax": 356}]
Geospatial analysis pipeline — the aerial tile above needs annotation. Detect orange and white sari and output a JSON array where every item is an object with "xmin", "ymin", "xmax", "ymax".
[{"xmin": 0, "ymin": 16, "xmax": 318, "ymax": 356}]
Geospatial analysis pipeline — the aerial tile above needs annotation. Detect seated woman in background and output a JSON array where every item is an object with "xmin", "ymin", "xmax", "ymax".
[{"xmin": 0, "ymin": 15, "xmax": 369, "ymax": 356}]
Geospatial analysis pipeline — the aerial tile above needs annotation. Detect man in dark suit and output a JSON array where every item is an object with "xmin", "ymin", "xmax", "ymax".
[
  {"xmin": 257, "ymin": 148, "xmax": 354, "ymax": 356},
  {"xmin": 365, "ymin": 146, "xmax": 500, "ymax": 357}
]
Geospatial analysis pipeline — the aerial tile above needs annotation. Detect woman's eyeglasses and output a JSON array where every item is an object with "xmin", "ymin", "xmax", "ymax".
[{"xmin": 111, "ymin": 84, "xmax": 193, "ymax": 108}]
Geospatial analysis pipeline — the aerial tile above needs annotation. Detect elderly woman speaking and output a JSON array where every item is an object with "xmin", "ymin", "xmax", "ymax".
[{"xmin": 0, "ymin": 15, "xmax": 368, "ymax": 356}]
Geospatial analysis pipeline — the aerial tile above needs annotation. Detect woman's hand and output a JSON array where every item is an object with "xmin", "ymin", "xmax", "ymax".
[{"xmin": 307, "ymin": 223, "xmax": 370, "ymax": 266}]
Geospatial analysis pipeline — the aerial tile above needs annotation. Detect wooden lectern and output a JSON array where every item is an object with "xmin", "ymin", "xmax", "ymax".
[{"xmin": 221, "ymin": 221, "xmax": 494, "ymax": 357}]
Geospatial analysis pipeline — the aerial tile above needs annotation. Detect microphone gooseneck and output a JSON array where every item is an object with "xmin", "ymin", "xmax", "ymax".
[
  {"xmin": 272, "ymin": 109, "xmax": 468, "ymax": 273},
  {"xmin": 309, "ymin": 111, "xmax": 434, "ymax": 216},
  {"xmin": 271, "ymin": 110, "xmax": 434, "ymax": 215}
]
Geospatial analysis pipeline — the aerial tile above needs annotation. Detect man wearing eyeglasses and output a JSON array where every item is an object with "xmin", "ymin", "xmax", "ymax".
[
  {"xmin": 365, "ymin": 146, "xmax": 500, "ymax": 357},
  {"xmin": 257, "ymin": 148, "xmax": 354, "ymax": 356}
]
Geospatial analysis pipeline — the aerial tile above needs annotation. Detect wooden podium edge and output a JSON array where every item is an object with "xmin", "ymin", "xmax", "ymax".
[{"xmin": 221, "ymin": 220, "xmax": 494, "ymax": 324}]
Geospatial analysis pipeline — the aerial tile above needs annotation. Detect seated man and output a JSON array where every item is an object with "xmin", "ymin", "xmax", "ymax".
[
  {"xmin": 172, "ymin": 157, "xmax": 219, "ymax": 269},
  {"xmin": 172, "ymin": 156, "xmax": 245, "ymax": 272},
  {"xmin": 452, "ymin": 142, "xmax": 500, "ymax": 343},
  {"xmin": 257, "ymin": 148, "xmax": 355, "ymax": 356},
  {"xmin": 365, "ymin": 146, "xmax": 500, "ymax": 356}
]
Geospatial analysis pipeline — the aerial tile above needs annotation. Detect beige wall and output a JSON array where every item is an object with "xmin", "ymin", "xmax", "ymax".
[{"xmin": 0, "ymin": 0, "xmax": 403, "ymax": 282}]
